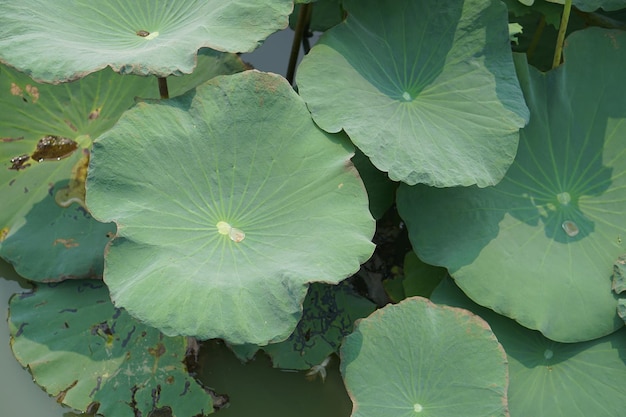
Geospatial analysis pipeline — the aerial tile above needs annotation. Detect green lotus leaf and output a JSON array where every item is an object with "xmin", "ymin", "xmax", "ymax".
[
  {"xmin": 296, "ymin": 0, "xmax": 529, "ymax": 187},
  {"xmin": 341, "ymin": 297, "xmax": 508, "ymax": 417},
  {"xmin": 397, "ymin": 28, "xmax": 626, "ymax": 342},
  {"xmin": 0, "ymin": 50, "xmax": 245, "ymax": 281},
  {"xmin": 85, "ymin": 70, "xmax": 375, "ymax": 345},
  {"xmin": 352, "ymin": 148, "xmax": 397, "ymax": 219},
  {"xmin": 0, "ymin": 0, "xmax": 291, "ymax": 83},
  {"xmin": 432, "ymin": 277, "xmax": 626, "ymax": 417},
  {"xmin": 383, "ymin": 251, "xmax": 447, "ymax": 303},
  {"xmin": 9, "ymin": 280, "xmax": 213, "ymax": 417},
  {"xmin": 230, "ymin": 281, "xmax": 376, "ymax": 370}
]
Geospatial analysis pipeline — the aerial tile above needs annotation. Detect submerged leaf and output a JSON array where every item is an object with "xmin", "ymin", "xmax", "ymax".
[{"xmin": 230, "ymin": 281, "xmax": 376, "ymax": 370}]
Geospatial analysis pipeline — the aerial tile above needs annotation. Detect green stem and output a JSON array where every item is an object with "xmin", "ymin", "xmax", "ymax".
[
  {"xmin": 158, "ymin": 77, "xmax": 169, "ymax": 99},
  {"xmin": 552, "ymin": 0, "xmax": 572, "ymax": 69},
  {"xmin": 286, "ymin": 3, "xmax": 312, "ymax": 85}
]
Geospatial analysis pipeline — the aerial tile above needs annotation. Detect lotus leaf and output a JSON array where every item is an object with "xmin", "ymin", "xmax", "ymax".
[
  {"xmin": 0, "ymin": 50, "xmax": 246, "ymax": 281},
  {"xmin": 341, "ymin": 297, "xmax": 509, "ymax": 417},
  {"xmin": 351, "ymin": 148, "xmax": 397, "ymax": 219},
  {"xmin": 296, "ymin": 0, "xmax": 529, "ymax": 187},
  {"xmin": 230, "ymin": 281, "xmax": 376, "ymax": 370},
  {"xmin": 397, "ymin": 28, "xmax": 626, "ymax": 342},
  {"xmin": 86, "ymin": 70, "xmax": 375, "ymax": 345},
  {"xmin": 9, "ymin": 280, "xmax": 214, "ymax": 417},
  {"xmin": 432, "ymin": 277, "xmax": 626, "ymax": 417},
  {"xmin": 383, "ymin": 251, "xmax": 447, "ymax": 302},
  {"xmin": 0, "ymin": 0, "xmax": 291, "ymax": 82}
]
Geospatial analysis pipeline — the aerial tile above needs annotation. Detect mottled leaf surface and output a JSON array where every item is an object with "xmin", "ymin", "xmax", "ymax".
[
  {"xmin": 0, "ymin": 50, "xmax": 245, "ymax": 281},
  {"xmin": 230, "ymin": 281, "xmax": 376, "ymax": 370},
  {"xmin": 9, "ymin": 280, "xmax": 213, "ymax": 417}
]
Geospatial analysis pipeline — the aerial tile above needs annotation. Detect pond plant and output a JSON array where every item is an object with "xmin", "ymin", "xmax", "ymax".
[{"xmin": 1, "ymin": 0, "xmax": 626, "ymax": 416}]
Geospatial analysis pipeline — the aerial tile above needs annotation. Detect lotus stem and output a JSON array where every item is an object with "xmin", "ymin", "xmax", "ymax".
[
  {"xmin": 286, "ymin": 3, "xmax": 312, "ymax": 85},
  {"xmin": 158, "ymin": 77, "xmax": 169, "ymax": 99},
  {"xmin": 552, "ymin": 0, "xmax": 572, "ymax": 69}
]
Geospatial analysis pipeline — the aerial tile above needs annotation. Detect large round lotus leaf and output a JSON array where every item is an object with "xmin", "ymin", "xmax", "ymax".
[
  {"xmin": 341, "ymin": 297, "xmax": 508, "ymax": 417},
  {"xmin": 86, "ymin": 70, "xmax": 375, "ymax": 345},
  {"xmin": 230, "ymin": 281, "xmax": 376, "ymax": 370},
  {"xmin": 0, "ymin": 50, "xmax": 245, "ymax": 281},
  {"xmin": 0, "ymin": 0, "xmax": 291, "ymax": 83},
  {"xmin": 9, "ymin": 280, "xmax": 214, "ymax": 417},
  {"xmin": 296, "ymin": 0, "xmax": 529, "ymax": 187},
  {"xmin": 397, "ymin": 28, "xmax": 626, "ymax": 342},
  {"xmin": 432, "ymin": 277, "xmax": 626, "ymax": 417}
]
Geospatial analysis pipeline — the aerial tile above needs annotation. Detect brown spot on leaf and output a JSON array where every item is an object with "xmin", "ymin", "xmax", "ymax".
[
  {"xmin": 65, "ymin": 120, "xmax": 78, "ymax": 132},
  {"xmin": 0, "ymin": 227, "xmax": 9, "ymax": 242},
  {"xmin": 53, "ymin": 238, "xmax": 79, "ymax": 248},
  {"xmin": 25, "ymin": 85, "xmax": 39, "ymax": 103},
  {"xmin": 9, "ymin": 154, "xmax": 31, "ymax": 171},
  {"xmin": 149, "ymin": 343, "xmax": 166, "ymax": 358},
  {"xmin": 55, "ymin": 380, "xmax": 78, "ymax": 403},
  {"xmin": 89, "ymin": 108, "xmax": 101, "ymax": 120},
  {"xmin": 55, "ymin": 150, "xmax": 89, "ymax": 209},
  {"xmin": 86, "ymin": 402, "xmax": 100, "ymax": 414},
  {"xmin": 31, "ymin": 135, "xmax": 78, "ymax": 162},
  {"xmin": 136, "ymin": 30, "xmax": 150, "ymax": 37},
  {"xmin": 1, "ymin": 136, "xmax": 24, "ymax": 142},
  {"xmin": 10, "ymin": 83, "xmax": 22, "ymax": 96}
]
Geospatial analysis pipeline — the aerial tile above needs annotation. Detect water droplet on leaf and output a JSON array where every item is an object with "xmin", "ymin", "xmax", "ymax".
[{"xmin": 561, "ymin": 220, "xmax": 579, "ymax": 237}]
